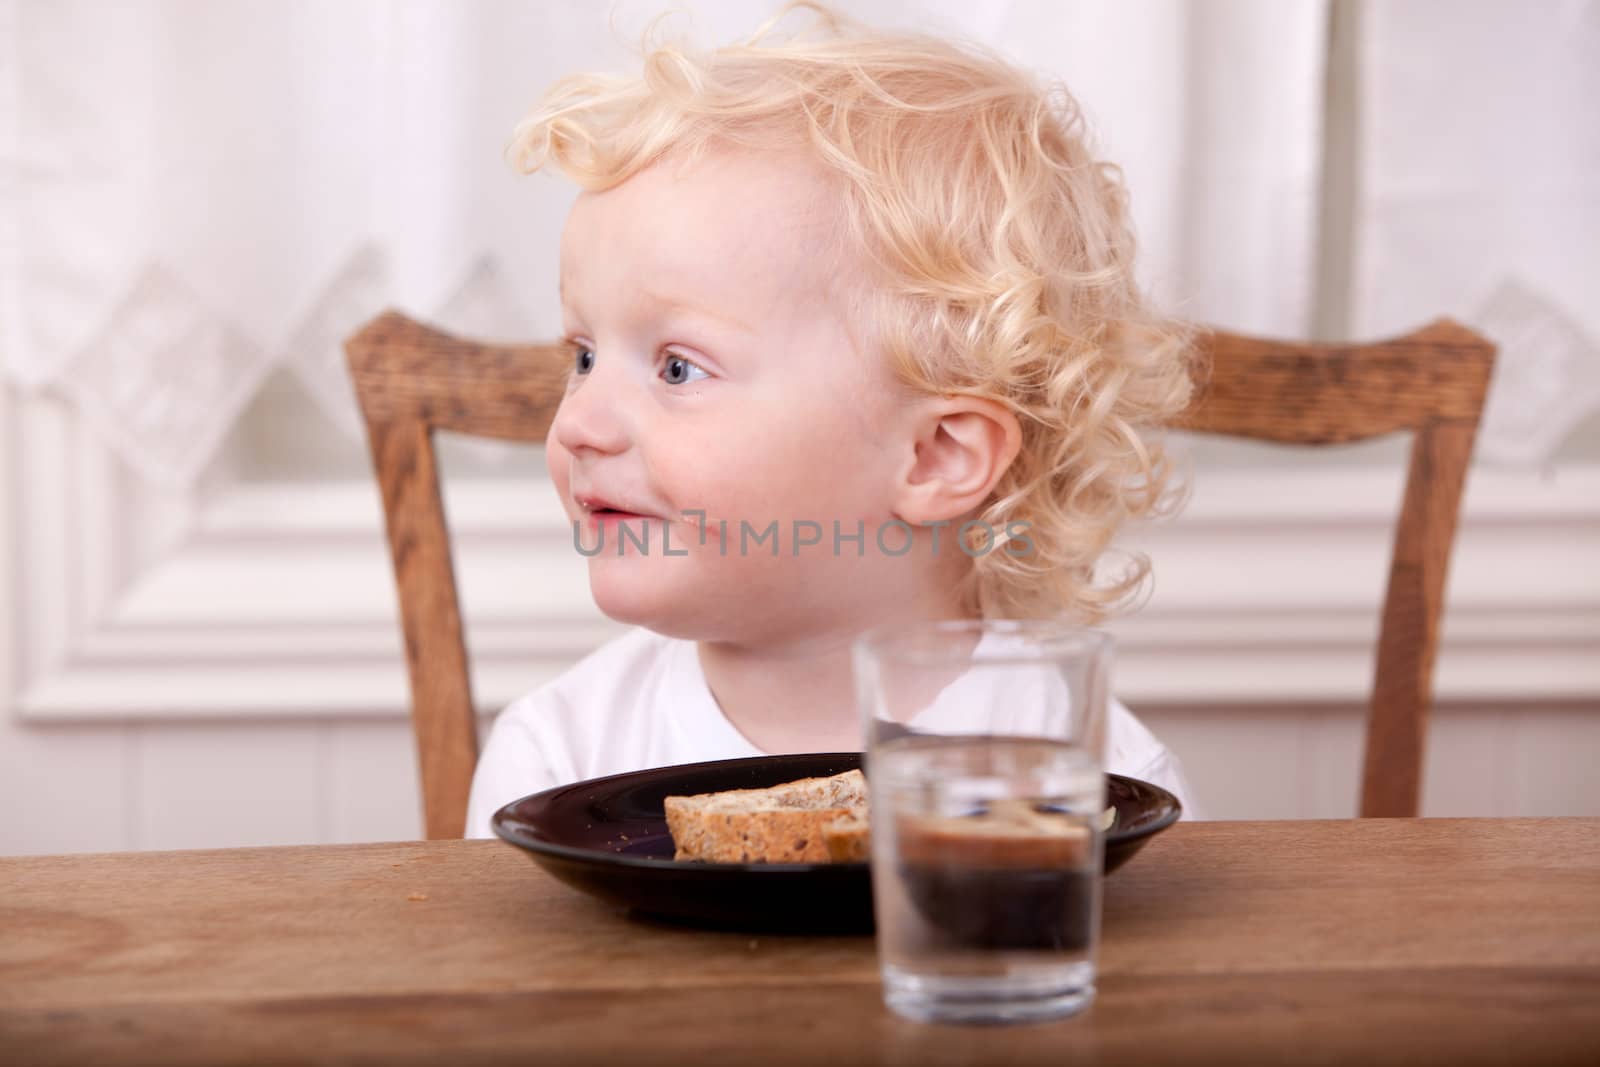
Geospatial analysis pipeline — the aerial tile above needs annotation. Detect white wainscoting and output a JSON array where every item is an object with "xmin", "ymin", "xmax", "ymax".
[
  {"xmin": 3, "ymin": 391, "xmax": 1599, "ymax": 855},
  {"xmin": 6, "ymin": 703, "xmax": 1599, "ymax": 856}
]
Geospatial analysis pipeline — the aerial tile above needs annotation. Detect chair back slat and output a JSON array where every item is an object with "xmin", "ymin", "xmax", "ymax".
[
  {"xmin": 1361, "ymin": 420, "xmax": 1480, "ymax": 817},
  {"xmin": 1180, "ymin": 318, "xmax": 1495, "ymax": 817},
  {"xmin": 1180, "ymin": 319, "xmax": 1494, "ymax": 444},
  {"xmin": 347, "ymin": 310, "xmax": 567, "ymax": 838},
  {"xmin": 362, "ymin": 418, "xmax": 479, "ymax": 837},
  {"xmin": 347, "ymin": 310, "xmax": 567, "ymax": 442}
]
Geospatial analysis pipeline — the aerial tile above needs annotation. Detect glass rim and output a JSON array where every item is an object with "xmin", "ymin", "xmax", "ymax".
[{"xmin": 853, "ymin": 618, "xmax": 1114, "ymax": 666}]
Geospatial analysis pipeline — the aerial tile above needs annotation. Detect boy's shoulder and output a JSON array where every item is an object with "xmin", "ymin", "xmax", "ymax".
[
  {"xmin": 565, "ymin": 625, "xmax": 680, "ymax": 673},
  {"xmin": 470, "ymin": 628, "xmax": 703, "ymax": 833},
  {"xmin": 484, "ymin": 626, "xmax": 703, "ymax": 786}
]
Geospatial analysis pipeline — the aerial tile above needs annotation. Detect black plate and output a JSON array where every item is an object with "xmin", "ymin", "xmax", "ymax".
[{"xmin": 492, "ymin": 752, "xmax": 1180, "ymax": 934}]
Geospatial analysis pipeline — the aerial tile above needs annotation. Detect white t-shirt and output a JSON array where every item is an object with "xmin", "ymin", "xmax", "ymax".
[{"xmin": 465, "ymin": 627, "xmax": 1199, "ymax": 837}]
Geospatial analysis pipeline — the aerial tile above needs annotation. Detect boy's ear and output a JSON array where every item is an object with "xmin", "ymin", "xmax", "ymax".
[{"xmin": 892, "ymin": 396, "xmax": 1022, "ymax": 525}]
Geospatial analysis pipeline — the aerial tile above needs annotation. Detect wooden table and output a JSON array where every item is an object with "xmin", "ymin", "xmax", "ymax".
[{"xmin": 3, "ymin": 819, "xmax": 1597, "ymax": 1065}]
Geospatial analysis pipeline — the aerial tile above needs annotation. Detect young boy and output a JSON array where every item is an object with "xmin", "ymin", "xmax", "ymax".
[{"xmin": 465, "ymin": 4, "xmax": 1198, "ymax": 837}]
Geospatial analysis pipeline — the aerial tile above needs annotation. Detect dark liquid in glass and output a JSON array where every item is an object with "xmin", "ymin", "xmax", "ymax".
[{"xmin": 898, "ymin": 863, "xmax": 1096, "ymax": 950}]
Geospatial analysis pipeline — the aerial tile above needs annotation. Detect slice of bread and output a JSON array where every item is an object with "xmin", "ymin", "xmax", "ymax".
[
  {"xmin": 821, "ymin": 810, "xmax": 871, "ymax": 862},
  {"xmin": 664, "ymin": 769, "xmax": 867, "ymax": 863}
]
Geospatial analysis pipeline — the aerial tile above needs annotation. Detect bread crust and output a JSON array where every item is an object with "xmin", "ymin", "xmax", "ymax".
[{"xmin": 664, "ymin": 769, "xmax": 867, "ymax": 863}]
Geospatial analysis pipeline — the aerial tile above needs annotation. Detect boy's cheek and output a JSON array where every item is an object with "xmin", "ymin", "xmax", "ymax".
[
  {"xmin": 666, "ymin": 417, "xmax": 883, "ymax": 523},
  {"xmin": 545, "ymin": 438, "xmax": 576, "ymax": 518}
]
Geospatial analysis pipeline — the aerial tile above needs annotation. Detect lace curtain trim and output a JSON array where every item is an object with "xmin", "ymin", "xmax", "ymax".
[{"xmin": 10, "ymin": 245, "xmax": 537, "ymax": 486}]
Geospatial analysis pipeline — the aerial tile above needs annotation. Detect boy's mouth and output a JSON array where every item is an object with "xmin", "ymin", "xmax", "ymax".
[{"xmin": 575, "ymin": 493, "xmax": 655, "ymax": 523}]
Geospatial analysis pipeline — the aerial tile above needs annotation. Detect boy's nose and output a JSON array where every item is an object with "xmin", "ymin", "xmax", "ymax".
[{"xmin": 551, "ymin": 365, "xmax": 632, "ymax": 457}]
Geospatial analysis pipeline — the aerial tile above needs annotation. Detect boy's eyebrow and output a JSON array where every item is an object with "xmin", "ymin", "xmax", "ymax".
[
  {"xmin": 637, "ymin": 286, "xmax": 757, "ymax": 337},
  {"xmin": 558, "ymin": 279, "xmax": 757, "ymax": 337}
]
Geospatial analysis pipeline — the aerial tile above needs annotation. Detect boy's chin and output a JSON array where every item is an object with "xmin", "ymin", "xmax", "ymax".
[
  {"xmin": 586, "ymin": 566, "xmax": 751, "ymax": 641},
  {"xmin": 587, "ymin": 568, "xmax": 690, "ymax": 632}
]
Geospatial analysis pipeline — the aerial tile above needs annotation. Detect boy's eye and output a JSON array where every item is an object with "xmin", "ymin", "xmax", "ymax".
[
  {"xmin": 661, "ymin": 354, "xmax": 709, "ymax": 386},
  {"xmin": 572, "ymin": 344, "xmax": 595, "ymax": 375}
]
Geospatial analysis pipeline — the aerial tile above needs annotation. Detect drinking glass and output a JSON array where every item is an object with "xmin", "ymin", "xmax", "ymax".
[{"xmin": 853, "ymin": 619, "xmax": 1113, "ymax": 1025}]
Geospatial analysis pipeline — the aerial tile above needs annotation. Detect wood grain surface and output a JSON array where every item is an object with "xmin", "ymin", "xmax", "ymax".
[
  {"xmin": 4, "ymin": 819, "xmax": 1595, "ymax": 1065},
  {"xmin": 1177, "ymin": 318, "xmax": 1494, "ymax": 444}
]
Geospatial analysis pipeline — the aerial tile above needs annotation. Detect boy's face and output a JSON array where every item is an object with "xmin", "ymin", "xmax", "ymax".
[{"xmin": 549, "ymin": 145, "xmax": 912, "ymax": 642}]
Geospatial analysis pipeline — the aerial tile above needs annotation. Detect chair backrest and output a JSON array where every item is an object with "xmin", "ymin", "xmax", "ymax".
[
  {"xmin": 1176, "ymin": 318, "xmax": 1495, "ymax": 817},
  {"xmin": 347, "ymin": 311, "xmax": 1494, "ymax": 836},
  {"xmin": 347, "ymin": 311, "xmax": 566, "ymax": 838}
]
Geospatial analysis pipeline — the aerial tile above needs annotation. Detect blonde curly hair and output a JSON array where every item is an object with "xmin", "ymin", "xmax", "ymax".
[{"xmin": 509, "ymin": 2, "xmax": 1195, "ymax": 622}]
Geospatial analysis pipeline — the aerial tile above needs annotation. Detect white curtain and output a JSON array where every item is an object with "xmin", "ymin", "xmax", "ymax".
[
  {"xmin": 1349, "ymin": 0, "xmax": 1600, "ymax": 466},
  {"xmin": 4, "ymin": 0, "xmax": 1591, "ymax": 485}
]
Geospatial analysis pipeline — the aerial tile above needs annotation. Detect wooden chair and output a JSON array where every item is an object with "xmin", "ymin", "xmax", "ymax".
[
  {"xmin": 347, "ymin": 312, "xmax": 567, "ymax": 839},
  {"xmin": 1176, "ymin": 318, "xmax": 1495, "ymax": 817},
  {"xmin": 347, "ymin": 311, "xmax": 1495, "ymax": 836}
]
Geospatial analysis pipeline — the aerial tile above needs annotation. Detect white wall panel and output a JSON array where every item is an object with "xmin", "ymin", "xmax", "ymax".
[
  {"xmin": 2, "ymin": 703, "xmax": 1598, "ymax": 856},
  {"xmin": 1133, "ymin": 707, "xmax": 1305, "ymax": 821},
  {"xmin": 132, "ymin": 722, "xmax": 323, "ymax": 851},
  {"xmin": 1505, "ymin": 706, "xmax": 1600, "ymax": 818},
  {"xmin": 1421, "ymin": 708, "xmax": 1510, "ymax": 818},
  {"xmin": 1300, "ymin": 710, "xmax": 1363, "ymax": 818},
  {"xmin": 326, "ymin": 719, "xmax": 424, "ymax": 845},
  {"xmin": 0, "ymin": 716, "xmax": 131, "ymax": 855}
]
